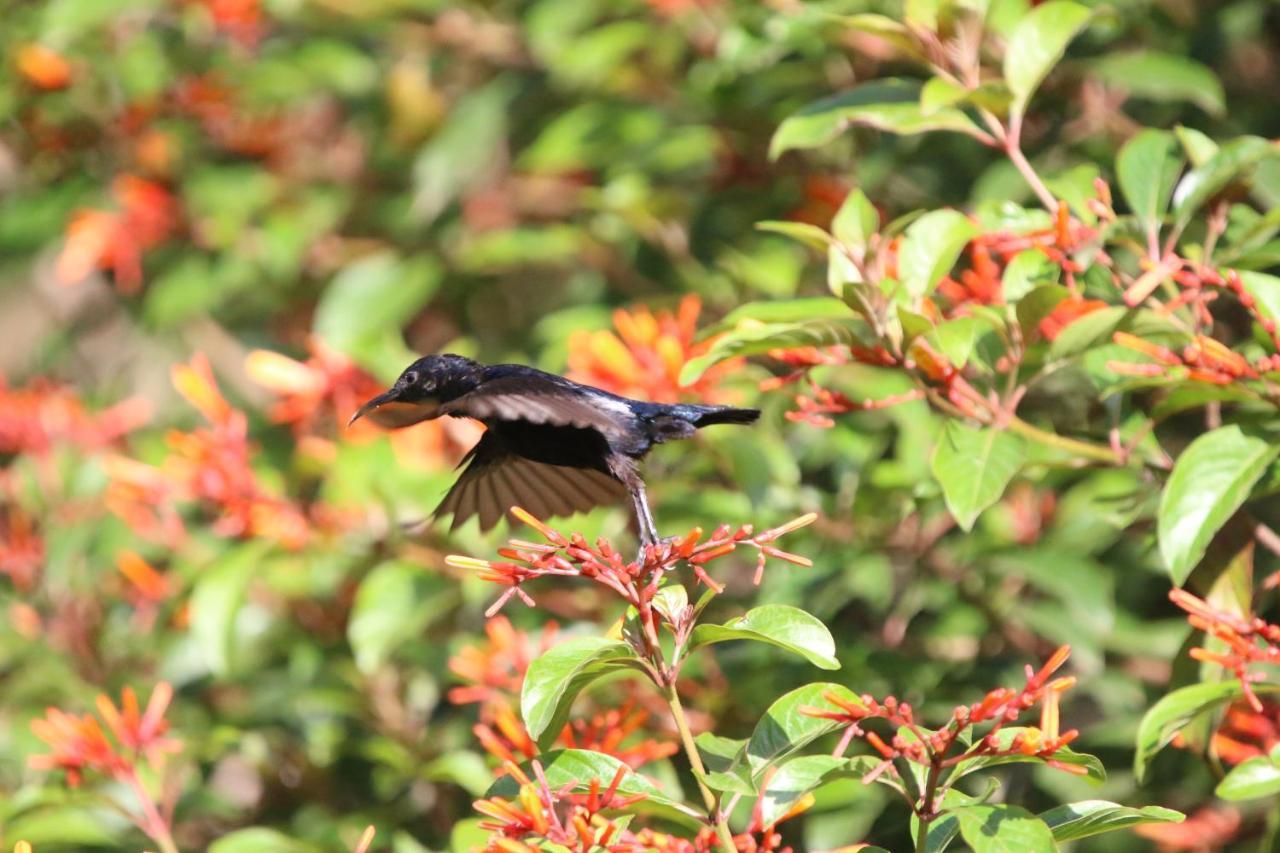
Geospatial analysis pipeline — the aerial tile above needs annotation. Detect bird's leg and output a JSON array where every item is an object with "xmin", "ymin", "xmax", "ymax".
[{"xmin": 631, "ymin": 480, "xmax": 660, "ymax": 546}]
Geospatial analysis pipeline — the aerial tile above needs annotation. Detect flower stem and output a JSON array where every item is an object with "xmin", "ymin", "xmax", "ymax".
[
  {"xmin": 123, "ymin": 767, "xmax": 180, "ymax": 853},
  {"xmin": 1005, "ymin": 415, "xmax": 1124, "ymax": 465},
  {"xmin": 665, "ymin": 683, "xmax": 736, "ymax": 851}
]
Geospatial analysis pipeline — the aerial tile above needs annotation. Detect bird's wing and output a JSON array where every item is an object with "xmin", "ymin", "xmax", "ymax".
[
  {"xmin": 440, "ymin": 372, "xmax": 633, "ymax": 436},
  {"xmin": 434, "ymin": 431, "xmax": 627, "ymax": 531}
]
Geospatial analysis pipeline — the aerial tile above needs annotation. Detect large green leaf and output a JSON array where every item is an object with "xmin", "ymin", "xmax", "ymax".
[
  {"xmin": 832, "ymin": 188, "xmax": 879, "ymax": 251},
  {"xmin": 347, "ymin": 561, "xmax": 452, "ymax": 674},
  {"xmin": 770, "ymin": 80, "xmax": 985, "ymax": 159},
  {"xmin": 1171, "ymin": 136, "xmax": 1276, "ymax": 233},
  {"xmin": 757, "ymin": 755, "xmax": 850, "ymax": 826},
  {"xmin": 1003, "ymin": 1, "xmax": 1093, "ymax": 114},
  {"xmin": 899, "ymin": 209, "xmax": 978, "ymax": 298},
  {"xmin": 1116, "ymin": 129, "xmax": 1183, "ymax": 236},
  {"xmin": 1217, "ymin": 747, "xmax": 1280, "ymax": 800},
  {"xmin": 1157, "ymin": 425, "xmax": 1278, "ymax": 585},
  {"xmin": 691, "ymin": 604, "xmax": 839, "ymax": 670},
  {"xmin": 1039, "ymin": 801, "xmax": 1184, "ymax": 842},
  {"xmin": 1092, "ymin": 51, "xmax": 1226, "ymax": 115},
  {"xmin": 1001, "ymin": 249, "xmax": 1060, "ymax": 304},
  {"xmin": 521, "ymin": 637, "xmax": 646, "ymax": 748},
  {"xmin": 955, "ymin": 804, "xmax": 1056, "ymax": 852},
  {"xmin": 931, "ymin": 422, "xmax": 1027, "ymax": 531},
  {"xmin": 1134, "ymin": 680, "xmax": 1244, "ymax": 781},
  {"xmin": 746, "ymin": 682, "xmax": 864, "ymax": 777},
  {"xmin": 210, "ymin": 829, "xmax": 321, "ymax": 853}
]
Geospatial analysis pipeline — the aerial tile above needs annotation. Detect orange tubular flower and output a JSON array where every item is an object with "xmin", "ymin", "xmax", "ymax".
[
  {"xmin": 0, "ymin": 377, "xmax": 149, "ymax": 455},
  {"xmin": 29, "ymin": 709, "xmax": 122, "ymax": 786},
  {"xmin": 568, "ymin": 295, "xmax": 742, "ymax": 404},
  {"xmin": 94, "ymin": 683, "xmax": 182, "ymax": 766},
  {"xmin": 0, "ymin": 504, "xmax": 44, "ymax": 590},
  {"xmin": 448, "ymin": 615, "xmax": 559, "ymax": 708}
]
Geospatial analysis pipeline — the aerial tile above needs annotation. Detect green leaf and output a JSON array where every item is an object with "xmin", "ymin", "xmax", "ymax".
[
  {"xmin": 1134, "ymin": 680, "xmax": 1244, "ymax": 781},
  {"xmin": 756, "ymin": 220, "xmax": 834, "ymax": 253},
  {"xmin": 347, "ymin": 561, "xmax": 451, "ymax": 674},
  {"xmin": 713, "ymin": 297, "xmax": 857, "ymax": 329},
  {"xmin": 955, "ymin": 804, "xmax": 1057, "ymax": 853},
  {"xmin": 746, "ymin": 682, "xmax": 864, "ymax": 777},
  {"xmin": 1157, "ymin": 425, "xmax": 1279, "ymax": 585},
  {"xmin": 410, "ymin": 79, "xmax": 514, "ymax": 224},
  {"xmin": 521, "ymin": 637, "xmax": 646, "ymax": 748},
  {"xmin": 836, "ymin": 14, "xmax": 925, "ymax": 60},
  {"xmin": 1175, "ymin": 125, "xmax": 1219, "ymax": 166},
  {"xmin": 929, "ymin": 316, "xmax": 982, "ymax": 368},
  {"xmin": 1003, "ymin": 1, "xmax": 1093, "ymax": 114},
  {"xmin": 770, "ymin": 81, "xmax": 986, "ymax": 159},
  {"xmin": 953, "ymin": 727, "xmax": 1105, "ymax": 785},
  {"xmin": 1171, "ymin": 136, "xmax": 1276, "ymax": 233},
  {"xmin": 1040, "ymin": 801, "xmax": 1184, "ymax": 842},
  {"xmin": 931, "ymin": 422, "xmax": 1027, "ymax": 531},
  {"xmin": 1217, "ymin": 750, "xmax": 1280, "ymax": 800},
  {"xmin": 210, "ymin": 828, "xmax": 323, "ymax": 853},
  {"xmin": 190, "ymin": 543, "xmax": 267, "ymax": 678},
  {"xmin": 1116, "ymin": 129, "xmax": 1184, "ymax": 236},
  {"xmin": 1002, "ymin": 249, "xmax": 1061, "ymax": 304},
  {"xmin": 833, "ymin": 188, "xmax": 879, "ymax": 251},
  {"xmin": 1016, "ymin": 283, "xmax": 1069, "ymax": 337},
  {"xmin": 691, "ymin": 604, "xmax": 840, "ymax": 670},
  {"xmin": 1046, "ymin": 305, "xmax": 1127, "ymax": 360},
  {"xmin": 899, "ymin": 209, "xmax": 978, "ymax": 298},
  {"xmin": 1093, "ymin": 51, "xmax": 1226, "ymax": 115},
  {"xmin": 313, "ymin": 251, "xmax": 442, "ymax": 378},
  {"xmin": 758, "ymin": 755, "xmax": 850, "ymax": 826},
  {"xmin": 487, "ymin": 749, "xmax": 699, "ymax": 827}
]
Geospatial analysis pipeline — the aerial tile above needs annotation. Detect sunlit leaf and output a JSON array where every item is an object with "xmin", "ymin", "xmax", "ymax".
[
  {"xmin": 931, "ymin": 422, "xmax": 1027, "ymax": 531},
  {"xmin": 1040, "ymin": 801, "xmax": 1184, "ymax": 842},
  {"xmin": 691, "ymin": 604, "xmax": 840, "ymax": 670},
  {"xmin": 521, "ymin": 637, "xmax": 647, "ymax": 748},
  {"xmin": 1134, "ymin": 681, "xmax": 1245, "ymax": 781},
  {"xmin": 1003, "ymin": 1, "xmax": 1093, "ymax": 114}
]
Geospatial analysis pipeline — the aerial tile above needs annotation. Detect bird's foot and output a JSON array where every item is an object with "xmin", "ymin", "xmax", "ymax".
[{"xmin": 634, "ymin": 535, "xmax": 679, "ymax": 566}]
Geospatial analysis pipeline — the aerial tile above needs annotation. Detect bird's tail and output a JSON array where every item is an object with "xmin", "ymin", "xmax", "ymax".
[{"xmin": 685, "ymin": 404, "xmax": 761, "ymax": 427}]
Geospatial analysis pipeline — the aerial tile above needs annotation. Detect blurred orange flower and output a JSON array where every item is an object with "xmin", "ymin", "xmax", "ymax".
[
  {"xmin": 245, "ymin": 338, "xmax": 383, "ymax": 436},
  {"xmin": 0, "ymin": 376, "xmax": 149, "ymax": 455},
  {"xmin": 116, "ymin": 551, "xmax": 172, "ymax": 626},
  {"xmin": 568, "ymin": 295, "xmax": 741, "ymax": 404},
  {"xmin": 29, "ymin": 708, "xmax": 122, "ymax": 786},
  {"xmin": 194, "ymin": 0, "xmax": 263, "ymax": 46},
  {"xmin": 0, "ymin": 504, "xmax": 44, "ymax": 591},
  {"xmin": 15, "ymin": 44, "xmax": 72, "ymax": 90},
  {"xmin": 448, "ymin": 615, "xmax": 559, "ymax": 707},
  {"xmin": 56, "ymin": 175, "xmax": 179, "ymax": 293},
  {"xmin": 1040, "ymin": 297, "xmax": 1107, "ymax": 341}
]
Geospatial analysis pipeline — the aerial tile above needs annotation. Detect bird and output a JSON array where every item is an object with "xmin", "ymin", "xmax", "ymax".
[{"xmin": 348, "ymin": 354, "xmax": 759, "ymax": 545}]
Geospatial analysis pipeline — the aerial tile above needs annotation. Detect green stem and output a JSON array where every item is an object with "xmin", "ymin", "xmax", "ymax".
[
  {"xmin": 915, "ymin": 761, "xmax": 945, "ymax": 853},
  {"xmin": 1005, "ymin": 416, "xmax": 1124, "ymax": 465},
  {"xmin": 665, "ymin": 683, "xmax": 736, "ymax": 852}
]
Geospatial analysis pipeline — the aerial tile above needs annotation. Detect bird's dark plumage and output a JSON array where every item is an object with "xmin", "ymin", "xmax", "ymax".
[{"xmin": 349, "ymin": 353, "xmax": 759, "ymax": 542}]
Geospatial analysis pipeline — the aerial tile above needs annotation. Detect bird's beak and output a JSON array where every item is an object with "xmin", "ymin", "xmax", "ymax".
[{"xmin": 348, "ymin": 389, "xmax": 442, "ymax": 429}]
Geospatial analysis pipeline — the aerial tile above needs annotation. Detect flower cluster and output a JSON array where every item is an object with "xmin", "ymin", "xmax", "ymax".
[
  {"xmin": 105, "ymin": 354, "xmax": 322, "ymax": 549},
  {"xmin": 0, "ymin": 376, "xmax": 149, "ymax": 456},
  {"xmin": 1169, "ymin": 589, "xmax": 1280, "ymax": 713},
  {"xmin": 245, "ymin": 338, "xmax": 384, "ymax": 439},
  {"xmin": 568, "ymin": 295, "xmax": 743, "ymax": 405},
  {"xmin": 804, "ymin": 646, "xmax": 1080, "ymax": 818},
  {"xmin": 448, "ymin": 508, "xmax": 816, "ymax": 622},
  {"xmin": 30, "ymin": 683, "xmax": 182, "ymax": 851}
]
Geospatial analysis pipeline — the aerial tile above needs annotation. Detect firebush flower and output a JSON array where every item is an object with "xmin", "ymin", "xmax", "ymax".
[
  {"xmin": 803, "ymin": 646, "xmax": 1080, "ymax": 821},
  {"xmin": 448, "ymin": 615, "xmax": 560, "ymax": 708},
  {"xmin": 567, "ymin": 295, "xmax": 743, "ymax": 404},
  {"xmin": 0, "ymin": 376, "xmax": 149, "ymax": 456},
  {"xmin": 1169, "ymin": 589, "xmax": 1280, "ymax": 712},
  {"xmin": 30, "ymin": 683, "xmax": 181, "ymax": 852},
  {"xmin": 245, "ymin": 338, "xmax": 384, "ymax": 438},
  {"xmin": 447, "ymin": 508, "xmax": 815, "ymax": 622}
]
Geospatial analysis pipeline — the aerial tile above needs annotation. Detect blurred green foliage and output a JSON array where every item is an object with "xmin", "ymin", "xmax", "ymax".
[{"xmin": 2, "ymin": 0, "xmax": 1280, "ymax": 850}]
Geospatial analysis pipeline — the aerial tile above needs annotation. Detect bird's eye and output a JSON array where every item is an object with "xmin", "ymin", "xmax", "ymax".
[{"xmin": 403, "ymin": 371, "xmax": 420, "ymax": 385}]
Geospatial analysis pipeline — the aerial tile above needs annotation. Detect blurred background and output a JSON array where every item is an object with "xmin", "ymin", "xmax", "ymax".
[{"xmin": 2, "ymin": 0, "xmax": 1280, "ymax": 850}]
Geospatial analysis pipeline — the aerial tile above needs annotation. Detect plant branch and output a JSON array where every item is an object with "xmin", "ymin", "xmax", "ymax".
[{"xmin": 665, "ymin": 683, "xmax": 736, "ymax": 851}]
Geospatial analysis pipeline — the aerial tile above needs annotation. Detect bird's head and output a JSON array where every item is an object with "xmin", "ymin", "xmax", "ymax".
[{"xmin": 349, "ymin": 354, "xmax": 481, "ymax": 429}]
